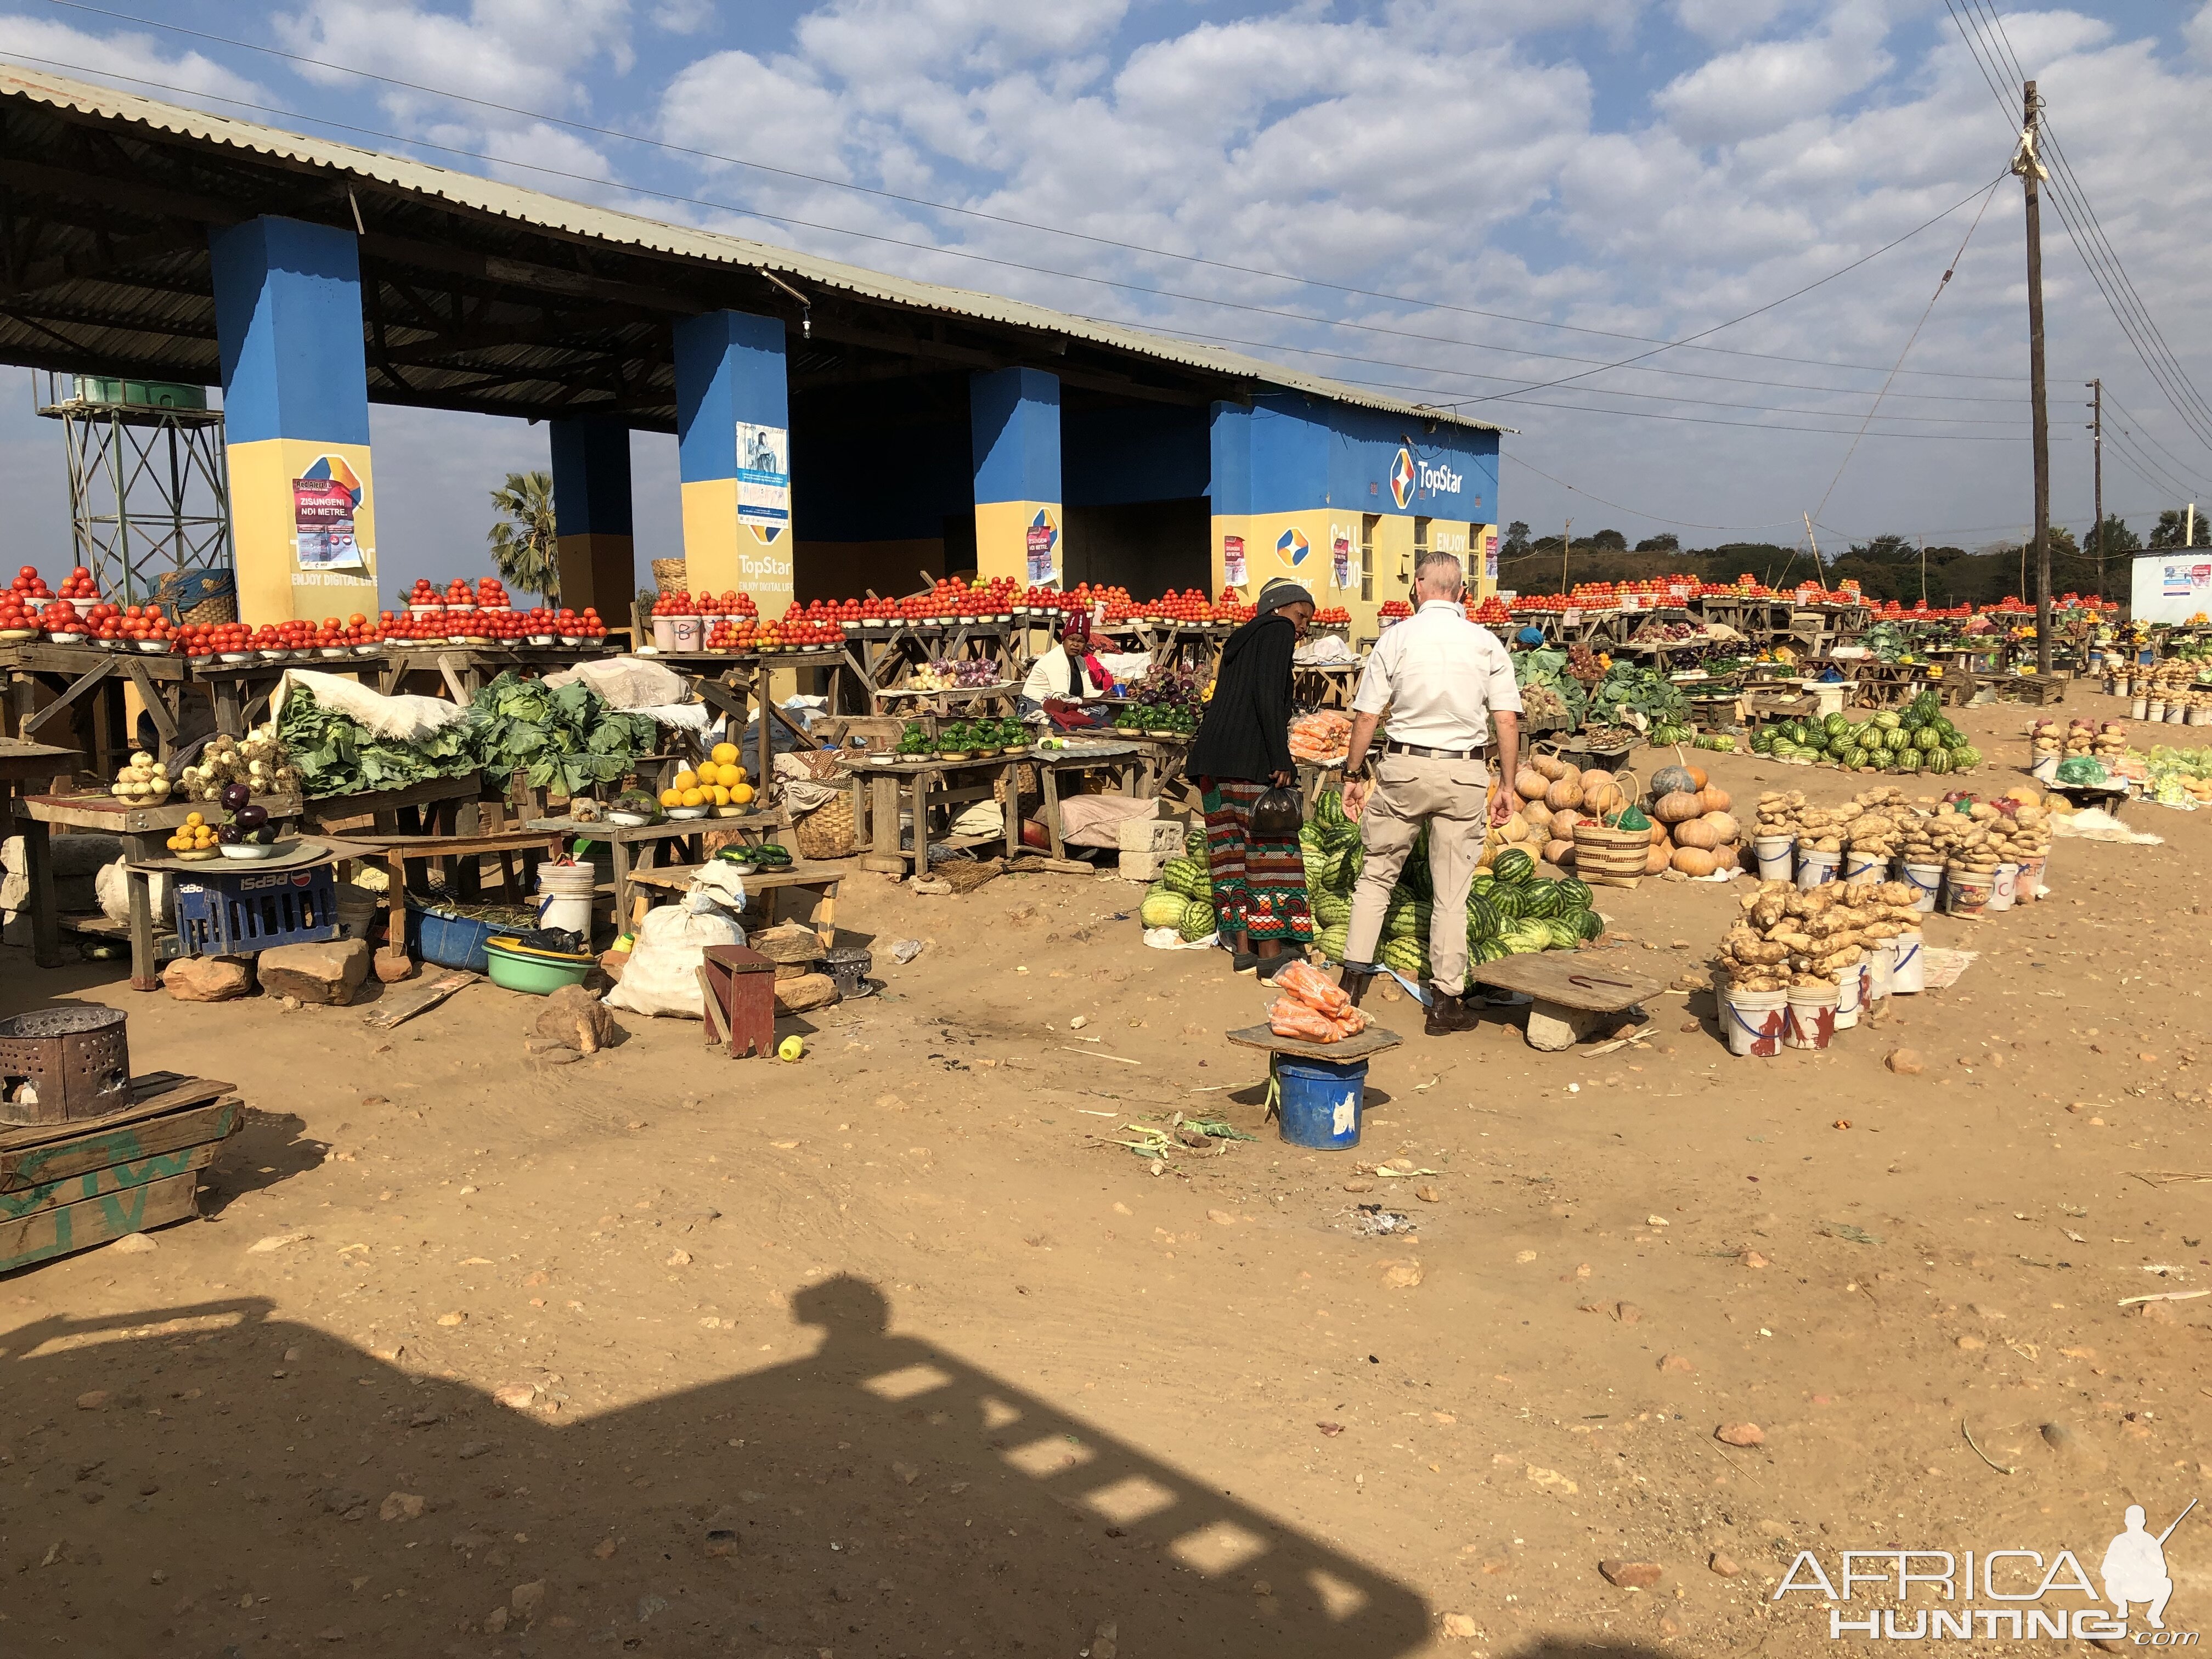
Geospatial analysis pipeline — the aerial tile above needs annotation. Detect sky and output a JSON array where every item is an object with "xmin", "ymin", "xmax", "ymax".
[{"xmin": 2, "ymin": 0, "xmax": 2210, "ymax": 603}]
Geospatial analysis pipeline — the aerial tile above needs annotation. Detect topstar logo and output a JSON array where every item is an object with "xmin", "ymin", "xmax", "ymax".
[
  {"xmin": 1419, "ymin": 458, "xmax": 1463, "ymax": 495},
  {"xmin": 1389, "ymin": 448, "xmax": 1415, "ymax": 510},
  {"xmin": 1778, "ymin": 1500, "xmax": 2198, "ymax": 1643}
]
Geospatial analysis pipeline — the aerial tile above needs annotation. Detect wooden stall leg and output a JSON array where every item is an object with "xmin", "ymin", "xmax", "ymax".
[
  {"xmin": 22, "ymin": 812, "xmax": 60, "ymax": 969},
  {"xmin": 380, "ymin": 853, "xmax": 411, "ymax": 978},
  {"xmin": 865, "ymin": 772, "xmax": 901, "ymax": 874},
  {"xmin": 909, "ymin": 776, "xmax": 932, "ymax": 876},
  {"xmin": 126, "ymin": 864, "xmax": 157, "ymax": 992},
  {"xmin": 610, "ymin": 838, "xmax": 635, "ymax": 929},
  {"xmin": 1040, "ymin": 768, "xmax": 1066, "ymax": 860}
]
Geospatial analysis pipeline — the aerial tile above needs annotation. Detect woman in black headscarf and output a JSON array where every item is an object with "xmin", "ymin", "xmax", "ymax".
[{"xmin": 1185, "ymin": 577, "xmax": 1316, "ymax": 977}]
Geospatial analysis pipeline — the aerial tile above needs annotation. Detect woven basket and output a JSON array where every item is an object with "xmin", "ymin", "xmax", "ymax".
[
  {"xmin": 651, "ymin": 557, "xmax": 690, "ymax": 595},
  {"xmin": 152, "ymin": 567, "xmax": 238, "ymax": 626},
  {"xmin": 180, "ymin": 592, "xmax": 238, "ymax": 627},
  {"xmin": 1573, "ymin": 820, "xmax": 1649, "ymax": 889},
  {"xmin": 793, "ymin": 794, "xmax": 857, "ymax": 860}
]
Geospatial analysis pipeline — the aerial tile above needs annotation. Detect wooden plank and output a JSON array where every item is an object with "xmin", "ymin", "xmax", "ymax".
[
  {"xmin": 1465, "ymin": 952, "xmax": 1672, "ymax": 1012},
  {"xmin": 1224, "ymin": 1023, "xmax": 1405, "ymax": 1064},
  {"xmin": 21, "ymin": 657, "xmax": 116, "ymax": 736},
  {"xmin": 363, "ymin": 968, "xmax": 479, "ymax": 1029},
  {"xmin": 0, "ymin": 1097, "xmax": 239, "ymax": 1193},
  {"xmin": 1, "ymin": 1139, "xmax": 218, "ymax": 1221},
  {"xmin": 0, "ymin": 1170, "xmax": 198, "ymax": 1272},
  {"xmin": 0, "ymin": 1073, "xmax": 233, "ymax": 1155}
]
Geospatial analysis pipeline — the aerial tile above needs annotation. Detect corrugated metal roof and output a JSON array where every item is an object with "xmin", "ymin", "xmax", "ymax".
[{"xmin": 0, "ymin": 62, "xmax": 1508, "ymax": 436}]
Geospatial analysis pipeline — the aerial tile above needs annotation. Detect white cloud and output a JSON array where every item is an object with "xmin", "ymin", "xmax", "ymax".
[
  {"xmin": 0, "ymin": 16, "xmax": 271, "ymax": 110},
  {"xmin": 1654, "ymin": 0, "xmax": 1893, "ymax": 145},
  {"xmin": 651, "ymin": 0, "xmax": 715, "ymax": 33},
  {"xmin": 275, "ymin": 0, "xmax": 635, "ymax": 116}
]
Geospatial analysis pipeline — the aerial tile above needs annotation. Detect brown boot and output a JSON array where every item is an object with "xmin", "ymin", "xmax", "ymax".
[
  {"xmin": 1340, "ymin": 968, "xmax": 1375, "ymax": 1008},
  {"xmin": 1425, "ymin": 991, "xmax": 1480, "ymax": 1035}
]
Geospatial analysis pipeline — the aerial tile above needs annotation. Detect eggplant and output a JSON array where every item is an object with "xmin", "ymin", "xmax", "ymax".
[
  {"xmin": 216, "ymin": 822, "xmax": 241, "ymax": 845},
  {"xmin": 235, "ymin": 803, "xmax": 269, "ymax": 831},
  {"xmin": 251, "ymin": 824, "xmax": 278, "ymax": 845},
  {"xmin": 220, "ymin": 781, "xmax": 251, "ymax": 811}
]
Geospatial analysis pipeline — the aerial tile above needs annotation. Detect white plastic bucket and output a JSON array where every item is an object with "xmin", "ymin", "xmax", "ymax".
[
  {"xmin": 1945, "ymin": 867, "xmax": 1994, "ymax": 918},
  {"xmin": 1900, "ymin": 861, "xmax": 1943, "ymax": 913},
  {"xmin": 2149, "ymin": 698, "xmax": 2168, "ymax": 721},
  {"xmin": 1834, "ymin": 961, "xmax": 1865, "ymax": 1029},
  {"xmin": 1890, "ymin": 930, "xmax": 1925, "ymax": 994},
  {"xmin": 2131, "ymin": 696, "xmax": 2150, "ymax": 720},
  {"xmin": 1989, "ymin": 862, "xmax": 2019, "ymax": 912},
  {"xmin": 1785, "ymin": 984, "xmax": 1840, "ymax": 1049},
  {"xmin": 2017, "ymin": 853, "xmax": 2047, "ymax": 902},
  {"xmin": 1841, "ymin": 849, "xmax": 1886, "ymax": 881},
  {"xmin": 1795, "ymin": 848, "xmax": 1839, "ymax": 891},
  {"xmin": 535, "ymin": 865, "xmax": 597, "ymax": 938},
  {"xmin": 2029, "ymin": 752, "xmax": 2059, "ymax": 784},
  {"xmin": 1723, "ymin": 987, "xmax": 1789, "ymax": 1058},
  {"xmin": 1752, "ymin": 835, "xmax": 1795, "ymax": 882},
  {"xmin": 1867, "ymin": 938, "xmax": 1895, "ymax": 1005}
]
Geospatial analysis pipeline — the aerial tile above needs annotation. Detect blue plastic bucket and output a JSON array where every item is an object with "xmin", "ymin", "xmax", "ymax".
[{"xmin": 1275, "ymin": 1056, "xmax": 1367, "ymax": 1150}]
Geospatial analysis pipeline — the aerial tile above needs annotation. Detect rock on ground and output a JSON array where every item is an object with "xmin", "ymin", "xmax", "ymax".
[
  {"xmin": 162, "ymin": 955, "xmax": 252, "ymax": 1002},
  {"xmin": 533, "ymin": 984, "xmax": 620, "ymax": 1054},
  {"xmin": 257, "ymin": 938, "xmax": 370, "ymax": 1006}
]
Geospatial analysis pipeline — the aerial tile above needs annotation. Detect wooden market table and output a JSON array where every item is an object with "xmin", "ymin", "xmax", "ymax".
[
  {"xmin": 334, "ymin": 823, "xmax": 568, "ymax": 979},
  {"xmin": 1291, "ymin": 662, "xmax": 1362, "ymax": 709},
  {"xmin": 1030, "ymin": 740, "xmax": 1146, "ymax": 859},
  {"xmin": 855, "ymin": 753, "xmax": 1022, "ymax": 876},
  {"xmin": 527, "ymin": 810, "xmax": 784, "ymax": 922},
  {"xmin": 14, "ymin": 789, "xmax": 303, "ymax": 988},
  {"xmin": 624, "ymin": 857, "xmax": 845, "ymax": 944},
  {"xmin": 1466, "ymin": 951, "xmax": 1673, "ymax": 1051}
]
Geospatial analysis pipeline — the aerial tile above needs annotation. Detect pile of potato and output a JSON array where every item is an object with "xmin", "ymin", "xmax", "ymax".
[
  {"xmin": 1717, "ymin": 877, "xmax": 1922, "ymax": 994},
  {"xmin": 1837, "ymin": 786, "xmax": 1910, "ymax": 860},
  {"xmin": 1752, "ymin": 790, "xmax": 1846, "ymax": 853},
  {"xmin": 2028, "ymin": 718, "xmax": 2125, "ymax": 760}
]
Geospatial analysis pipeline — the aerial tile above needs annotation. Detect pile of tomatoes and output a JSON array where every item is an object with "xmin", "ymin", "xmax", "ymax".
[
  {"xmin": 1472, "ymin": 595, "xmax": 1513, "ymax": 626},
  {"xmin": 57, "ymin": 565, "xmax": 97, "ymax": 602},
  {"xmin": 403, "ymin": 576, "xmax": 511, "ymax": 612},
  {"xmin": 706, "ymin": 617, "xmax": 759, "ymax": 652},
  {"xmin": 1131, "ymin": 588, "xmax": 1218, "ymax": 625},
  {"xmin": 83, "ymin": 603, "xmax": 178, "ymax": 649},
  {"xmin": 1311, "ymin": 605, "xmax": 1351, "ymax": 626},
  {"xmin": 176, "ymin": 622, "xmax": 254, "ymax": 659}
]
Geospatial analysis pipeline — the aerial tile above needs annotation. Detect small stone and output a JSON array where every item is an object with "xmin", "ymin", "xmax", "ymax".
[
  {"xmin": 1069, "ymin": 1015, "xmax": 1087, "ymax": 1030},
  {"xmin": 591, "ymin": 1537, "xmax": 618, "ymax": 1560},
  {"xmin": 510, "ymin": 1581, "xmax": 545, "ymax": 1617},
  {"xmin": 108, "ymin": 1233, "xmax": 157, "ymax": 1255},
  {"xmin": 1599, "ymin": 1559, "xmax": 1663, "ymax": 1589},
  {"xmin": 493, "ymin": 1384, "xmax": 537, "ymax": 1410},
  {"xmin": 1739, "ymin": 1250, "xmax": 1769, "ymax": 1268},
  {"xmin": 1956, "ymin": 1334, "xmax": 1985, "ymax": 1351},
  {"xmin": 247, "ymin": 1229, "xmax": 312, "ymax": 1253},
  {"xmin": 1207, "ymin": 1210, "xmax": 1236, "ymax": 1227},
  {"xmin": 457, "ymin": 1441, "xmax": 493, "ymax": 1460},
  {"xmin": 76, "ymin": 1390, "xmax": 110, "ymax": 1410},
  {"xmin": 1381, "ymin": 1260, "xmax": 1424, "ymax": 1289},
  {"xmin": 1709, "ymin": 1552, "xmax": 1741, "ymax": 1578},
  {"xmin": 1342, "ymin": 1179, "xmax": 1374, "ymax": 1193},
  {"xmin": 1616, "ymin": 1302, "xmax": 1641, "ymax": 1325},
  {"xmin": 1442, "ymin": 1612, "xmax": 1479, "ymax": 1638},
  {"xmin": 435, "ymin": 1312, "xmax": 465, "ymax": 1327},
  {"xmin": 162, "ymin": 955, "xmax": 251, "ymax": 1002},
  {"xmin": 1658, "ymin": 1353, "xmax": 1695, "ymax": 1373},
  {"xmin": 2141, "ymin": 1052, "xmax": 2159, "ymax": 1063},
  {"xmin": 1715, "ymin": 1423, "xmax": 1764, "ymax": 1448},
  {"xmin": 483, "ymin": 1606, "xmax": 509, "ymax": 1635},
  {"xmin": 1414, "ymin": 1184, "xmax": 1442, "ymax": 1204},
  {"xmin": 665, "ymin": 1249, "xmax": 692, "ymax": 1266},
  {"xmin": 1885, "ymin": 1049, "xmax": 1923, "ymax": 1075},
  {"xmin": 534, "ymin": 985, "xmax": 618, "ymax": 1054},
  {"xmin": 2140, "ymin": 1299, "xmax": 2179, "ymax": 1324},
  {"xmin": 377, "ymin": 1492, "xmax": 425, "ymax": 1522}
]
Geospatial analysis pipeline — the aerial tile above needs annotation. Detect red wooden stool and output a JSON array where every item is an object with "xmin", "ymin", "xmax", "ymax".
[{"xmin": 698, "ymin": 945, "xmax": 777, "ymax": 1057}]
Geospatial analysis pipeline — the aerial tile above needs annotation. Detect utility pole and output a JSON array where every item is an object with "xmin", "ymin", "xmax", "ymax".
[
  {"xmin": 1919, "ymin": 534, "xmax": 1928, "ymax": 607},
  {"xmin": 2016, "ymin": 79, "xmax": 2053, "ymax": 673},
  {"xmin": 2086, "ymin": 379, "xmax": 2103, "ymax": 599},
  {"xmin": 1561, "ymin": 518, "xmax": 1571, "ymax": 597}
]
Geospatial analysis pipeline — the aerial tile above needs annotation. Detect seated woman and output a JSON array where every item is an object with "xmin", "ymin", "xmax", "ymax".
[{"xmin": 1017, "ymin": 616, "xmax": 1113, "ymax": 718}]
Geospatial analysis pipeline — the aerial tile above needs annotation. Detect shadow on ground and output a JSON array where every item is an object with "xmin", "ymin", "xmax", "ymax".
[{"xmin": 3, "ymin": 1274, "xmax": 1436, "ymax": 1655}]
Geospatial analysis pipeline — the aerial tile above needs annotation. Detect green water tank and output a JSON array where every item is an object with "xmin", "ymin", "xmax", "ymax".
[{"xmin": 74, "ymin": 376, "xmax": 206, "ymax": 411}]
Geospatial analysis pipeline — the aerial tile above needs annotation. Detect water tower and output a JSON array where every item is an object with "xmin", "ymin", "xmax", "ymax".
[{"xmin": 35, "ymin": 371, "xmax": 231, "ymax": 603}]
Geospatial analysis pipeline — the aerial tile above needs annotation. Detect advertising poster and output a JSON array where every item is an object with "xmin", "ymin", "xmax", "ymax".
[
  {"xmin": 292, "ymin": 472, "xmax": 365, "ymax": 573},
  {"xmin": 1484, "ymin": 532, "xmax": 1499, "ymax": 584},
  {"xmin": 1222, "ymin": 534, "xmax": 1246, "ymax": 588},
  {"xmin": 2132, "ymin": 554, "xmax": 2212, "ymax": 624},
  {"xmin": 736, "ymin": 422, "xmax": 790, "ymax": 544},
  {"xmin": 1332, "ymin": 534, "xmax": 1352, "ymax": 591},
  {"xmin": 1026, "ymin": 508, "xmax": 1060, "ymax": 584}
]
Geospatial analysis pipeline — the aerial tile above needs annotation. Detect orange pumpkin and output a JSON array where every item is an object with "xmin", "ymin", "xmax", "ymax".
[
  {"xmin": 1671, "ymin": 845, "xmax": 1718, "ymax": 877},
  {"xmin": 1652, "ymin": 789, "xmax": 1703, "ymax": 823},
  {"xmin": 1550, "ymin": 809, "xmax": 1584, "ymax": 840},
  {"xmin": 1701, "ymin": 810, "xmax": 1740, "ymax": 843},
  {"xmin": 1672, "ymin": 817, "xmax": 1722, "ymax": 850},
  {"xmin": 1520, "ymin": 798, "xmax": 1554, "ymax": 834},
  {"xmin": 1544, "ymin": 776, "xmax": 1584, "ymax": 812},
  {"xmin": 1501, "ymin": 811, "xmax": 1531, "ymax": 843},
  {"xmin": 1686, "ymin": 765, "xmax": 1709, "ymax": 790},
  {"xmin": 1531, "ymin": 753, "xmax": 1571, "ymax": 782},
  {"xmin": 1644, "ymin": 842, "xmax": 1672, "ymax": 875},
  {"xmin": 1544, "ymin": 838, "xmax": 1573, "ymax": 867},
  {"xmin": 1514, "ymin": 766, "xmax": 1550, "ymax": 801},
  {"xmin": 1714, "ymin": 842, "xmax": 1741, "ymax": 871},
  {"xmin": 1648, "ymin": 820, "xmax": 1671, "ymax": 846},
  {"xmin": 1698, "ymin": 785, "xmax": 1733, "ymax": 815}
]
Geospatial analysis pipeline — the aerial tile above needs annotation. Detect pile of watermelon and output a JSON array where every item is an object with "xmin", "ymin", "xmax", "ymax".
[
  {"xmin": 1139, "ymin": 822, "xmax": 1219, "ymax": 941},
  {"xmin": 1750, "ymin": 690, "xmax": 1982, "ymax": 775},
  {"xmin": 1299, "ymin": 798, "xmax": 1602, "ymax": 977}
]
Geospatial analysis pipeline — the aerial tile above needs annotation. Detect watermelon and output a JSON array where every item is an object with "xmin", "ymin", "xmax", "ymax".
[
  {"xmin": 1556, "ymin": 877, "xmax": 1593, "ymax": 912},
  {"xmin": 1470, "ymin": 939, "xmax": 1510, "ymax": 966},
  {"xmin": 1178, "ymin": 898, "xmax": 1216, "ymax": 941},
  {"xmin": 1872, "ymin": 710, "xmax": 1901, "ymax": 731},
  {"xmin": 1312, "ymin": 890, "xmax": 1352, "ymax": 927},
  {"xmin": 1923, "ymin": 747, "xmax": 1954, "ymax": 775},
  {"xmin": 1316, "ymin": 924, "xmax": 1350, "ymax": 963},
  {"xmin": 1953, "ymin": 743, "xmax": 1982, "ymax": 769},
  {"xmin": 1185, "ymin": 821, "xmax": 1208, "ymax": 859},
  {"xmin": 1898, "ymin": 749, "xmax": 1923, "ymax": 774},
  {"xmin": 1466, "ymin": 893, "xmax": 1502, "ymax": 940},
  {"xmin": 1488, "ymin": 884, "xmax": 1526, "ymax": 922},
  {"xmin": 1571, "ymin": 907, "xmax": 1605, "ymax": 942},
  {"xmin": 1823, "ymin": 712, "xmax": 1849, "ymax": 737},
  {"xmin": 1544, "ymin": 917, "xmax": 1583, "ymax": 951},
  {"xmin": 1500, "ymin": 919, "xmax": 1552, "ymax": 955},
  {"xmin": 1748, "ymin": 727, "xmax": 1776, "ymax": 755},
  {"xmin": 1520, "ymin": 880, "xmax": 1563, "ymax": 921},
  {"xmin": 1915, "ymin": 727, "xmax": 1941, "ymax": 752},
  {"xmin": 1139, "ymin": 887, "xmax": 1187, "ymax": 929},
  {"xmin": 1378, "ymin": 936, "xmax": 1427, "ymax": 978},
  {"xmin": 1491, "ymin": 848, "xmax": 1536, "ymax": 885},
  {"xmin": 1384, "ymin": 902, "xmax": 1430, "ymax": 940},
  {"xmin": 1160, "ymin": 856, "xmax": 1206, "ymax": 899}
]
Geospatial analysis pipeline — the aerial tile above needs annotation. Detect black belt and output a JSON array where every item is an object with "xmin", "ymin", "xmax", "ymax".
[{"xmin": 1384, "ymin": 740, "xmax": 1486, "ymax": 760}]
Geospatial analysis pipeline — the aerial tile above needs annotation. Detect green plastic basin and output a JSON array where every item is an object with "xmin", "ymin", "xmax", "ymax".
[{"xmin": 483, "ymin": 936, "xmax": 594, "ymax": 995}]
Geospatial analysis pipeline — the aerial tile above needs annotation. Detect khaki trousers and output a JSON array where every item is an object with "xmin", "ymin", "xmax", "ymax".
[{"xmin": 1344, "ymin": 752, "xmax": 1491, "ymax": 995}]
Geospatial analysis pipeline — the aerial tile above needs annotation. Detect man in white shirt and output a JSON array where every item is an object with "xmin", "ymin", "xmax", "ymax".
[{"xmin": 1339, "ymin": 549, "xmax": 1521, "ymax": 1033}]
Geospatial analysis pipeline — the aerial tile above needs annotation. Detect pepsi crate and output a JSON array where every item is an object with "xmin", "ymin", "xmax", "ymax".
[{"xmin": 173, "ymin": 863, "xmax": 341, "ymax": 957}]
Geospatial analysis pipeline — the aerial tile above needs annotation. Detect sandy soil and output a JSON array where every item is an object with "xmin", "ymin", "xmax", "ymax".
[{"xmin": 3, "ymin": 691, "xmax": 2209, "ymax": 1659}]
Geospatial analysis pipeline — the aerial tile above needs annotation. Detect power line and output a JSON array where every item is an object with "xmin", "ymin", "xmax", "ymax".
[
  {"xmin": 2102, "ymin": 391, "xmax": 2212, "ymax": 490},
  {"xmin": 29, "ymin": 0, "xmax": 2036, "ymax": 389}
]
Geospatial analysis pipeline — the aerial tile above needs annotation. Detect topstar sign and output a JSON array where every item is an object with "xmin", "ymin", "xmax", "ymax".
[{"xmin": 1418, "ymin": 459, "xmax": 1463, "ymax": 495}]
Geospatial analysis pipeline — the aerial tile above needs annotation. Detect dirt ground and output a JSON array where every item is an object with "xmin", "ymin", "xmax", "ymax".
[{"xmin": 3, "ymin": 690, "xmax": 2209, "ymax": 1658}]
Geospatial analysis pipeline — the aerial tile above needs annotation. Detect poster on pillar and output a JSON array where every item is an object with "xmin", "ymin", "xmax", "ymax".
[
  {"xmin": 1331, "ymin": 534, "xmax": 1352, "ymax": 592},
  {"xmin": 1025, "ymin": 509, "xmax": 1059, "ymax": 585},
  {"xmin": 228, "ymin": 437, "xmax": 379, "ymax": 619},
  {"xmin": 1222, "ymin": 535, "xmax": 1246, "ymax": 589},
  {"xmin": 735, "ymin": 422, "xmax": 789, "ymax": 544}
]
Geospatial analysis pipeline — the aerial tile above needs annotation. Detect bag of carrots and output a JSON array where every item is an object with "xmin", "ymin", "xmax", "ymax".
[{"xmin": 1274, "ymin": 958, "xmax": 1350, "ymax": 1016}]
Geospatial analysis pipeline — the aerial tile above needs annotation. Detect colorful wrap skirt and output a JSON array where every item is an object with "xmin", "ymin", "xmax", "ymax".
[{"xmin": 1199, "ymin": 778, "xmax": 1313, "ymax": 945}]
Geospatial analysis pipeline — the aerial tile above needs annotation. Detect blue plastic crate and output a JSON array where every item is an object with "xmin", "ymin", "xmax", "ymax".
[{"xmin": 173, "ymin": 864, "xmax": 341, "ymax": 957}]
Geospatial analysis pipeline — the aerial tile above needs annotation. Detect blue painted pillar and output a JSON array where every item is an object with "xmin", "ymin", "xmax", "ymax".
[
  {"xmin": 549, "ymin": 414, "xmax": 633, "ymax": 616},
  {"xmin": 675, "ymin": 309, "xmax": 791, "ymax": 611},
  {"xmin": 970, "ymin": 366, "xmax": 1062, "ymax": 587},
  {"xmin": 208, "ymin": 215, "xmax": 377, "ymax": 623}
]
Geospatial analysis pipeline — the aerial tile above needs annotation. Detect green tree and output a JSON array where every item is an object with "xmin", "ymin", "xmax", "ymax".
[
  {"xmin": 1633, "ymin": 532, "xmax": 1679, "ymax": 553},
  {"xmin": 1584, "ymin": 528, "xmax": 1627, "ymax": 550},
  {"xmin": 1500, "ymin": 521, "xmax": 1532, "ymax": 557},
  {"xmin": 487, "ymin": 470, "xmax": 560, "ymax": 599},
  {"xmin": 2148, "ymin": 508, "xmax": 2210, "ymax": 549},
  {"xmin": 2086, "ymin": 514, "xmax": 2142, "ymax": 558}
]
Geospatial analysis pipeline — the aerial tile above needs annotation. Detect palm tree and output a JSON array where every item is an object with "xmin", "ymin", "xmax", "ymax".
[{"xmin": 487, "ymin": 470, "xmax": 559, "ymax": 599}]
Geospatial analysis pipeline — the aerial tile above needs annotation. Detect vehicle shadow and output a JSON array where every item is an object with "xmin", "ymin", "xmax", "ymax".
[
  {"xmin": 3, "ymin": 1274, "xmax": 1434, "ymax": 1655},
  {"xmin": 197, "ymin": 1108, "xmax": 326, "ymax": 1216}
]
